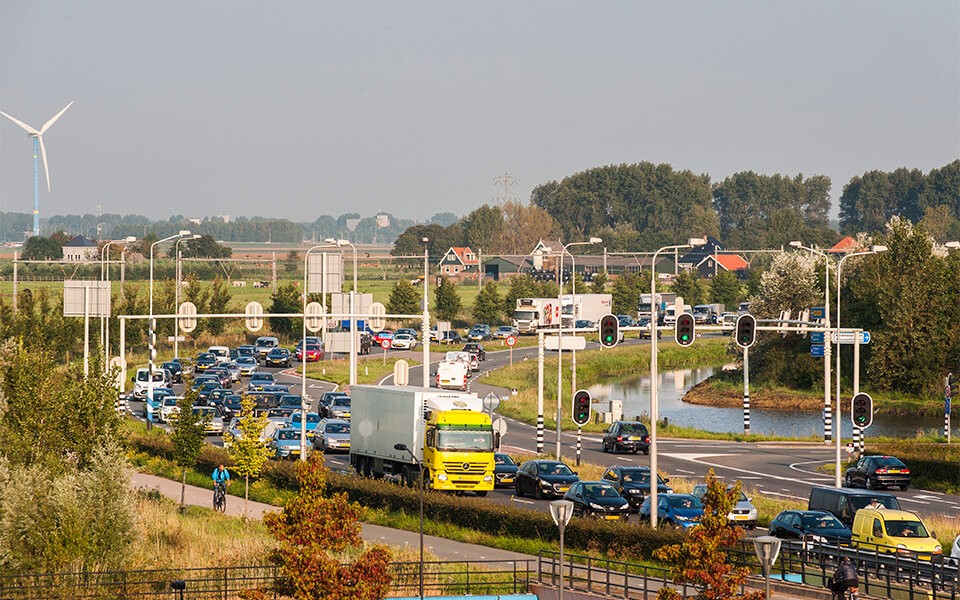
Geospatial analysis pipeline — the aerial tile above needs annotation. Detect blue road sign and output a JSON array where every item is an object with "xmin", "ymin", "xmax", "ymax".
[
  {"xmin": 810, "ymin": 332, "xmax": 825, "ymax": 344},
  {"xmin": 810, "ymin": 307, "xmax": 825, "ymax": 319},
  {"xmin": 810, "ymin": 344, "xmax": 825, "ymax": 358},
  {"xmin": 861, "ymin": 331, "xmax": 871, "ymax": 344}
]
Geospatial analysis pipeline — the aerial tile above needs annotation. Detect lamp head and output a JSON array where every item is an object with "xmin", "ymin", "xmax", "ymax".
[
  {"xmin": 178, "ymin": 230, "xmax": 192, "ymax": 237},
  {"xmin": 124, "ymin": 236, "xmax": 137, "ymax": 243},
  {"xmin": 788, "ymin": 240, "xmax": 803, "ymax": 248},
  {"xmin": 687, "ymin": 237, "xmax": 707, "ymax": 247},
  {"xmin": 588, "ymin": 237, "xmax": 602, "ymax": 245},
  {"xmin": 422, "ymin": 237, "xmax": 429, "ymax": 244},
  {"xmin": 945, "ymin": 241, "xmax": 960, "ymax": 249},
  {"xmin": 870, "ymin": 245, "xmax": 888, "ymax": 253},
  {"xmin": 324, "ymin": 237, "xmax": 336, "ymax": 244}
]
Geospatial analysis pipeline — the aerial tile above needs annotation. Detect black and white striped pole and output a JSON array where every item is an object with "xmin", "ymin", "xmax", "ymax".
[
  {"xmin": 945, "ymin": 374, "xmax": 952, "ymax": 442},
  {"xmin": 735, "ymin": 315, "xmax": 756, "ymax": 435},
  {"xmin": 536, "ymin": 331, "xmax": 545, "ymax": 454}
]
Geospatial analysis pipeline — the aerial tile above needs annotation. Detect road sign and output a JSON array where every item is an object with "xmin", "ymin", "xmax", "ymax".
[
  {"xmin": 305, "ymin": 301, "xmax": 325, "ymax": 333},
  {"xmin": 810, "ymin": 307, "xmax": 825, "ymax": 319},
  {"xmin": 393, "ymin": 359, "xmax": 409, "ymax": 386},
  {"xmin": 370, "ymin": 302, "xmax": 386, "ymax": 330},
  {"xmin": 810, "ymin": 344, "xmax": 825, "ymax": 357},
  {"xmin": 380, "ymin": 339, "xmax": 392, "ymax": 350},
  {"xmin": 245, "ymin": 301, "xmax": 264, "ymax": 332},
  {"xmin": 835, "ymin": 331, "xmax": 871, "ymax": 345},
  {"xmin": 178, "ymin": 301, "xmax": 197, "ymax": 333},
  {"xmin": 545, "ymin": 335, "xmax": 587, "ymax": 351},
  {"xmin": 505, "ymin": 335, "xmax": 517, "ymax": 347},
  {"xmin": 483, "ymin": 392, "xmax": 501, "ymax": 412},
  {"xmin": 809, "ymin": 331, "xmax": 824, "ymax": 344}
]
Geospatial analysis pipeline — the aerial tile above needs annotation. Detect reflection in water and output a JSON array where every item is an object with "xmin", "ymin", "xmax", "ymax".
[{"xmin": 589, "ymin": 368, "xmax": 944, "ymax": 439}]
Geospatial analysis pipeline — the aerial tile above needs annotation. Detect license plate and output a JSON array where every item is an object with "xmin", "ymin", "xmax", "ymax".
[
  {"xmin": 558, "ymin": 487, "xmax": 569, "ymax": 492},
  {"xmin": 501, "ymin": 477, "xmax": 514, "ymax": 484},
  {"xmin": 628, "ymin": 436, "xmax": 641, "ymax": 441},
  {"xmin": 734, "ymin": 515, "xmax": 748, "ymax": 520},
  {"xmin": 603, "ymin": 515, "xmax": 620, "ymax": 521},
  {"xmin": 888, "ymin": 469, "xmax": 901, "ymax": 473}
]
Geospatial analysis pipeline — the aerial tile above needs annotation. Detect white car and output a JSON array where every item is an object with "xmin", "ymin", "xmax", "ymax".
[
  {"xmin": 160, "ymin": 396, "xmax": 184, "ymax": 423},
  {"xmin": 391, "ymin": 333, "xmax": 418, "ymax": 350}
]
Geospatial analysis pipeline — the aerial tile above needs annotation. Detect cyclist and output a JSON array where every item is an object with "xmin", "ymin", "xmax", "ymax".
[
  {"xmin": 212, "ymin": 464, "xmax": 230, "ymax": 509},
  {"xmin": 829, "ymin": 556, "xmax": 859, "ymax": 599}
]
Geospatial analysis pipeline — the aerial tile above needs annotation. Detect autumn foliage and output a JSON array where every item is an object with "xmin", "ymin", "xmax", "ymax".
[
  {"xmin": 260, "ymin": 454, "xmax": 392, "ymax": 599},
  {"xmin": 654, "ymin": 470, "xmax": 764, "ymax": 600}
]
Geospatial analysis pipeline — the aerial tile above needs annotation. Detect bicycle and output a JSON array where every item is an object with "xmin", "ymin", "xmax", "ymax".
[{"xmin": 213, "ymin": 481, "xmax": 227, "ymax": 512}]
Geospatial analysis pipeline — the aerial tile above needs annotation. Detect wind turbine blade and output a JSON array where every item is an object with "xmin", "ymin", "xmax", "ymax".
[
  {"xmin": 39, "ymin": 135, "xmax": 52, "ymax": 192},
  {"xmin": 40, "ymin": 101, "xmax": 73, "ymax": 134},
  {"xmin": 0, "ymin": 110, "xmax": 40, "ymax": 135}
]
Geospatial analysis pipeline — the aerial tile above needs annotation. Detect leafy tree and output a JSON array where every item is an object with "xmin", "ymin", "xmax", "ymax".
[
  {"xmin": 227, "ymin": 395, "xmax": 271, "ymax": 520},
  {"xmin": 499, "ymin": 201, "xmax": 561, "ymax": 254},
  {"xmin": 169, "ymin": 234, "xmax": 232, "ymax": 258},
  {"xmin": 20, "ymin": 236, "xmax": 63, "ymax": 260},
  {"xmin": 502, "ymin": 275, "xmax": 538, "ymax": 317},
  {"xmin": 387, "ymin": 279, "xmax": 420, "ymax": 317},
  {"xmin": 171, "ymin": 386, "xmax": 206, "ymax": 510},
  {"xmin": 434, "ymin": 276, "xmax": 462, "ymax": 322},
  {"xmin": 708, "ymin": 270, "xmax": 741, "ymax": 310},
  {"xmin": 284, "ymin": 249, "xmax": 299, "ymax": 274},
  {"xmin": 671, "ymin": 271, "xmax": 707, "ymax": 306},
  {"xmin": 473, "ymin": 281, "xmax": 503, "ymax": 324},
  {"xmin": 206, "ymin": 276, "xmax": 234, "ymax": 336},
  {"xmin": 611, "ymin": 272, "xmax": 642, "ymax": 315},
  {"xmin": 590, "ymin": 270, "xmax": 609, "ymax": 294},
  {"xmin": 183, "ymin": 274, "xmax": 211, "ymax": 336},
  {"xmin": 654, "ymin": 470, "xmax": 763, "ymax": 600},
  {"xmin": 269, "ymin": 282, "xmax": 303, "ymax": 338},
  {"xmin": 462, "ymin": 204, "xmax": 504, "ymax": 253},
  {"xmin": 261, "ymin": 455, "xmax": 392, "ymax": 600}
]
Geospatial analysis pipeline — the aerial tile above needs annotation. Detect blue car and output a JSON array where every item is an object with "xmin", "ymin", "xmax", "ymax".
[
  {"xmin": 287, "ymin": 411, "xmax": 322, "ymax": 438},
  {"xmin": 144, "ymin": 387, "xmax": 175, "ymax": 421},
  {"xmin": 639, "ymin": 493, "xmax": 704, "ymax": 528}
]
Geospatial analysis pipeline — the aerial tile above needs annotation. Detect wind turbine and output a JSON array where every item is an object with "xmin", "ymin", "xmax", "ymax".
[{"xmin": 0, "ymin": 101, "xmax": 74, "ymax": 237}]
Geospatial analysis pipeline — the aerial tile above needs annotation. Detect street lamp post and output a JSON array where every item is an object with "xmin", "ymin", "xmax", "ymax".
[
  {"xmin": 149, "ymin": 231, "xmax": 191, "ymax": 418},
  {"xmin": 555, "ymin": 238, "xmax": 601, "ymax": 459},
  {"xmin": 100, "ymin": 236, "xmax": 136, "ymax": 369},
  {"xmin": 789, "ymin": 241, "xmax": 833, "ymax": 444},
  {"xmin": 834, "ymin": 245, "xmax": 887, "ymax": 483},
  {"xmin": 422, "ymin": 238, "xmax": 430, "ymax": 388},
  {"xmin": 394, "ymin": 443, "xmax": 424, "ymax": 600},
  {"xmin": 325, "ymin": 238, "xmax": 359, "ymax": 387},
  {"xmin": 649, "ymin": 238, "xmax": 705, "ymax": 527},
  {"xmin": 174, "ymin": 234, "xmax": 201, "ymax": 359},
  {"xmin": 301, "ymin": 243, "xmax": 339, "ymax": 460}
]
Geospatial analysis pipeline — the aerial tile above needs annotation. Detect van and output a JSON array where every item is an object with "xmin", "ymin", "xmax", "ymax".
[
  {"xmin": 208, "ymin": 346, "xmax": 230, "ymax": 364},
  {"xmin": 851, "ymin": 508, "xmax": 942, "ymax": 559},
  {"xmin": 808, "ymin": 487, "xmax": 900, "ymax": 527},
  {"xmin": 255, "ymin": 336, "xmax": 280, "ymax": 358},
  {"xmin": 133, "ymin": 368, "xmax": 171, "ymax": 398}
]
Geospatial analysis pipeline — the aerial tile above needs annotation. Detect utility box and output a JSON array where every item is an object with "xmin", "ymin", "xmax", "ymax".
[{"xmin": 594, "ymin": 400, "xmax": 623, "ymax": 423}]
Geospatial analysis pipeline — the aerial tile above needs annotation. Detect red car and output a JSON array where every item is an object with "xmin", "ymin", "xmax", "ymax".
[
  {"xmin": 372, "ymin": 330, "xmax": 395, "ymax": 344},
  {"xmin": 296, "ymin": 344, "xmax": 324, "ymax": 362}
]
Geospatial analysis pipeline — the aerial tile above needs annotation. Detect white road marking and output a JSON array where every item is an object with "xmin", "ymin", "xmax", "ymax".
[
  {"xmin": 759, "ymin": 490, "xmax": 809, "ymax": 501},
  {"xmin": 511, "ymin": 496, "xmax": 535, "ymax": 505},
  {"xmin": 663, "ymin": 452, "xmax": 830, "ymax": 485}
]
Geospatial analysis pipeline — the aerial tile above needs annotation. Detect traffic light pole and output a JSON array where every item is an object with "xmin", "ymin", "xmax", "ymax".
[
  {"xmin": 742, "ymin": 347, "xmax": 750, "ymax": 435},
  {"xmin": 854, "ymin": 330, "xmax": 864, "ymax": 452},
  {"xmin": 576, "ymin": 426, "xmax": 582, "ymax": 466}
]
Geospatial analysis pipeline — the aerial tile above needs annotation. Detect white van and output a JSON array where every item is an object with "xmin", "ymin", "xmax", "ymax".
[
  {"xmin": 208, "ymin": 346, "xmax": 230, "ymax": 364},
  {"xmin": 133, "ymin": 368, "xmax": 171, "ymax": 398}
]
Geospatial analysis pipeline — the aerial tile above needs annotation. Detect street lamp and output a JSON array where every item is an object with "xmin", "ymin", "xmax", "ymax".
[
  {"xmin": 649, "ymin": 238, "xmax": 705, "ymax": 527},
  {"xmin": 174, "ymin": 234, "xmax": 201, "ymax": 359},
  {"xmin": 834, "ymin": 244, "xmax": 887, "ymax": 484},
  {"xmin": 301, "ymin": 242, "xmax": 339, "ymax": 460},
  {"xmin": 149, "ymin": 230, "xmax": 192, "ymax": 413},
  {"xmin": 789, "ymin": 241, "xmax": 833, "ymax": 443},
  {"xmin": 394, "ymin": 443, "xmax": 424, "ymax": 600},
  {"xmin": 325, "ymin": 238, "xmax": 359, "ymax": 387},
  {"xmin": 549, "ymin": 499, "xmax": 574, "ymax": 600},
  {"xmin": 556, "ymin": 237, "xmax": 601, "ymax": 459},
  {"xmin": 422, "ymin": 237, "xmax": 430, "ymax": 388},
  {"xmin": 100, "ymin": 236, "xmax": 136, "ymax": 369}
]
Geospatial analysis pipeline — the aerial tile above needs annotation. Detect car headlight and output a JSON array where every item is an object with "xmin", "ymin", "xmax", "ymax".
[
  {"xmin": 675, "ymin": 515, "xmax": 690, "ymax": 521},
  {"xmin": 540, "ymin": 481, "xmax": 552, "ymax": 487},
  {"xmin": 628, "ymin": 489, "xmax": 640, "ymax": 494},
  {"xmin": 589, "ymin": 502, "xmax": 604, "ymax": 510},
  {"xmin": 620, "ymin": 502, "xmax": 630, "ymax": 509},
  {"xmin": 483, "ymin": 475, "xmax": 492, "ymax": 482},
  {"xmin": 935, "ymin": 545, "xmax": 943, "ymax": 553},
  {"xmin": 437, "ymin": 473, "xmax": 448, "ymax": 481},
  {"xmin": 749, "ymin": 509, "xmax": 758, "ymax": 518}
]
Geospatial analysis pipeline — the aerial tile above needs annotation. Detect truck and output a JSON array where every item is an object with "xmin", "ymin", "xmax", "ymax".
[
  {"xmin": 349, "ymin": 385, "xmax": 495, "ymax": 494},
  {"xmin": 637, "ymin": 293, "xmax": 676, "ymax": 323},
  {"xmin": 662, "ymin": 297, "xmax": 687, "ymax": 326},
  {"xmin": 692, "ymin": 303, "xmax": 725, "ymax": 324},
  {"xmin": 512, "ymin": 298, "xmax": 560, "ymax": 334},
  {"xmin": 559, "ymin": 294, "xmax": 613, "ymax": 328},
  {"xmin": 435, "ymin": 352, "xmax": 470, "ymax": 390}
]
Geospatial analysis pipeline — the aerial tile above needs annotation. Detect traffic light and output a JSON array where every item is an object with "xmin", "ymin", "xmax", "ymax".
[
  {"xmin": 572, "ymin": 389, "xmax": 592, "ymax": 426},
  {"xmin": 675, "ymin": 313, "xmax": 695, "ymax": 346},
  {"xmin": 852, "ymin": 393, "xmax": 874, "ymax": 429},
  {"xmin": 599, "ymin": 313, "xmax": 619, "ymax": 348},
  {"xmin": 735, "ymin": 314, "xmax": 756, "ymax": 349}
]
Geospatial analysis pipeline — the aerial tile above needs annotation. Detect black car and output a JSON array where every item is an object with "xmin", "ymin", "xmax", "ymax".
[
  {"xmin": 601, "ymin": 465, "xmax": 673, "ymax": 510},
  {"xmin": 636, "ymin": 317, "xmax": 661, "ymax": 340},
  {"xmin": 844, "ymin": 455, "xmax": 911, "ymax": 490},
  {"xmin": 601, "ymin": 421, "xmax": 650, "ymax": 455},
  {"xmin": 462, "ymin": 342, "xmax": 486, "ymax": 361},
  {"xmin": 161, "ymin": 361, "xmax": 183, "ymax": 383},
  {"xmin": 248, "ymin": 372, "xmax": 276, "ymax": 391},
  {"xmin": 319, "ymin": 391, "xmax": 349, "ymax": 417},
  {"xmin": 563, "ymin": 481, "xmax": 631, "ymax": 521},
  {"xmin": 514, "ymin": 459, "xmax": 579, "ymax": 499},
  {"xmin": 219, "ymin": 394, "xmax": 244, "ymax": 419},
  {"xmin": 440, "ymin": 331, "xmax": 463, "ymax": 345},
  {"xmin": 279, "ymin": 394, "xmax": 303, "ymax": 412},
  {"xmin": 494, "ymin": 453, "xmax": 519, "ymax": 487},
  {"xmin": 265, "ymin": 347, "xmax": 292, "ymax": 368},
  {"xmin": 193, "ymin": 381, "xmax": 221, "ymax": 403},
  {"xmin": 768, "ymin": 510, "xmax": 852, "ymax": 544},
  {"xmin": 194, "ymin": 353, "xmax": 218, "ymax": 372}
]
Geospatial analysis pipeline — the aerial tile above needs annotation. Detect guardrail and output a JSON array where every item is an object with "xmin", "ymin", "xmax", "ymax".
[{"xmin": 537, "ymin": 550, "xmax": 703, "ymax": 599}]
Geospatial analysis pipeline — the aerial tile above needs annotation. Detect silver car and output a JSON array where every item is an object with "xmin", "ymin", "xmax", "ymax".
[
  {"xmin": 691, "ymin": 483, "xmax": 758, "ymax": 529},
  {"xmin": 315, "ymin": 419, "xmax": 350, "ymax": 453},
  {"xmin": 224, "ymin": 361, "xmax": 242, "ymax": 382}
]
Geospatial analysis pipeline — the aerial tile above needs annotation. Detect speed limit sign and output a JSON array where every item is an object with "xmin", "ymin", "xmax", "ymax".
[
  {"xmin": 505, "ymin": 335, "xmax": 517, "ymax": 347},
  {"xmin": 380, "ymin": 339, "xmax": 392, "ymax": 350}
]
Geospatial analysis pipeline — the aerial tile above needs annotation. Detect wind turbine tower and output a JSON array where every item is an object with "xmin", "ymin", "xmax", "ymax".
[{"xmin": 0, "ymin": 101, "xmax": 74, "ymax": 237}]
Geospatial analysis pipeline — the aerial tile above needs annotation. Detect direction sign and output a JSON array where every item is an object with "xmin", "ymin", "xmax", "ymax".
[
  {"xmin": 810, "ymin": 344, "xmax": 825, "ymax": 358},
  {"xmin": 505, "ymin": 335, "xmax": 517, "ymax": 347},
  {"xmin": 545, "ymin": 335, "xmax": 587, "ymax": 351},
  {"xmin": 809, "ymin": 331, "xmax": 824, "ymax": 344},
  {"xmin": 370, "ymin": 302, "xmax": 386, "ymax": 331},
  {"xmin": 835, "ymin": 331, "xmax": 871, "ymax": 345},
  {"xmin": 810, "ymin": 307, "xmax": 825, "ymax": 320},
  {"xmin": 245, "ymin": 301, "xmax": 264, "ymax": 332},
  {"xmin": 305, "ymin": 301, "xmax": 325, "ymax": 333},
  {"xmin": 178, "ymin": 301, "xmax": 197, "ymax": 333},
  {"xmin": 380, "ymin": 339, "xmax": 392, "ymax": 350}
]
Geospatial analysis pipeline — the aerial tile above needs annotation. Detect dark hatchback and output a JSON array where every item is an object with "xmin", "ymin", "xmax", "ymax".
[
  {"xmin": 194, "ymin": 353, "xmax": 218, "ymax": 372},
  {"xmin": 601, "ymin": 465, "xmax": 673, "ymax": 510},
  {"xmin": 768, "ymin": 510, "xmax": 852, "ymax": 544},
  {"xmin": 563, "ymin": 481, "xmax": 631, "ymax": 521},
  {"xmin": 462, "ymin": 342, "xmax": 486, "ymax": 361},
  {"xmin": 161, "ymin": 361, "xmax": 184, "ymax": 383},
  {"xmin": 265, "ymin": 348, "xmax": 292, "ymax": 368},
  {"xmin": 514, "ymin": 460, "xmax": 579, "ymax": 500},
  {"xmin": 493, "ymin": 453, "xmax": 519, "ymax": 487},
  {"xmin": 844, "ymin": 455, "xmax": 911, "ymax": 490},
  {"xmin": 601, "ymin": 421, "xmax": 650, "ymax": 455}
]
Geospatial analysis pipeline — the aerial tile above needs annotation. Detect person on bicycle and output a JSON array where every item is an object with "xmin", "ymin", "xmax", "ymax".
[
  {"xmin": 212, "ymin": 464, "xmax": 230, "ymax": 492},
  {"xmin": 830, "ymin": 556, "xmax": 859, "ymax": 599}
]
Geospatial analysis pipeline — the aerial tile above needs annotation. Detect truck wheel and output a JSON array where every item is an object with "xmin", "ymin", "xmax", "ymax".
[
  {"xmin": 401, "ymin": 466, "xmax": 414, "ymax": 487},
  {"xmin": 476, "ymin": 491, "xmax": 488, "ymax": 497}
]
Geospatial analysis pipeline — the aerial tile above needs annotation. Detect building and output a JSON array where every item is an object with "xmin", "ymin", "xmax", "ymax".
[
  {"xmin": 829, "ymin": 236, "xmax": 860, "ymax": 254},
  {"xmin": 438, "ymin": 247, "xmax": 479, "ymax": 278},
  {"xmin": 696, "ymin": 253, "xmax": 750, "ymax": 279},
  {"xmin": 62, "ymin": 235, "xmax": 99, "ymax": 262}
]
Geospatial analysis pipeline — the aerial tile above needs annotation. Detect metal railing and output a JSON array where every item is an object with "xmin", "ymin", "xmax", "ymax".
[{"xmin": 537, "ymin": 550, "xmax": 703, "ymax": 599}]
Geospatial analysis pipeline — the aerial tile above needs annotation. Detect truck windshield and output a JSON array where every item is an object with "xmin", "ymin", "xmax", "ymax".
[
  {"xmin": 514, "ymin": 310, "xmax": 537, "ymax": 321},
  {"xmin": 436, "ymin": 430, "xmax": 493, "ymax": 451}
]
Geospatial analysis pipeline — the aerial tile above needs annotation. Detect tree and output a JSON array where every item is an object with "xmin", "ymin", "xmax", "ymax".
[
  {"xmin": 473, "ymin": 281, "xmax": 503, "ymax": 324},
  {"xmin": 227, "ymin": 395, "xmax": 271, "ymax": 520},
  {"xmin": 171, "ymin": 386, "xmax": 206, "ymax": 510},
  {"xmin": 169, "ymin": 234, "xmax": 232, "ymax": 258},
  {"xmin": 434, "ymin": 276, "xmax": 462, "ymax": 322},
  {"xmin": 502, "ymin": 275, "xmax": 538, "ymax": 317},
  {"xmin": 590, "ymin": 270, "xmax": 609, "ymax": 294},
  {"xmin": 284, "ymin": 249, "xmax": 300, "ymax": 274},
  {"xmin": 261, "ymin": 455, "xmax": 392, "ymax": 600},
  {"xmin": 206, "ymin": 276, "xmax": 234, "ymax": 336},
  {"xmin": 499, "ymin": 201, "xmax": 561, "ymax": 254},
  {"xmin": 671, "ymin": 271, "xmax": 707, "ymax": 306},
  {"xmin": 611, "ymin": 272, "xmax": 642, "ymax": 315},
  {"xmin": 387, "ymin": 279, "xmax": 420, "ymax": 317},
  {"xmin": 269, "ymin": 282, "xmax": 303, "ymax": 338},
  {"xmin": 708, "ymin": 270, "xmax": 742, "ymax": 310},
  {"xmin": 654, "ymin": 470, "xmax": 764, "ymax": 600},
  {"xmin": 20, "ymin": 236, "xmax": 63, "ymax": 260},
  {"xmin": 462, "ymin": 205, "xmax": 504, "ymax": 253}
]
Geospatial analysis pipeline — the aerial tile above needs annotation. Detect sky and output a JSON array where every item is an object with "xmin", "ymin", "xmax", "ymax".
[{"xmin": 1, "ymin": 1, "xmax": 958, "ymax": 226}]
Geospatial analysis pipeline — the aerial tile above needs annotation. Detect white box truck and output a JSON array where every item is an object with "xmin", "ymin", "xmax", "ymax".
[
  {"xmin": 560, "ymin": 293, "xmax": 613, "ymax": 327},
  {"xmin": 349, "ymin": 385, "xmax": 495, "ymax": 494},
  {"xmin": 512, "ymin": 298, "xmax": 560, "ymax": 334}
]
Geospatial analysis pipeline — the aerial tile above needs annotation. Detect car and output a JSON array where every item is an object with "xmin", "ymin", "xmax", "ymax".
[
  {"xmin": 205, "ymin": 367, "xmax": 232, "ymax": 388},
  {"xmin": 296, "ymin": 343, "xmax": 325, "ymax": 362},
  {"xmin": 514, "ymin": 459, "xmax": 579, "ymax": 499},
  {"xmin": 391, "ymin": 333, "xmax": 418, "ymax": 350},
  {"xmin": 573, "ymin": 319, "xmax": 595, "ymax": 330},
  {"xmin": 278, "ymin": 394, "xmax": 303, "ymax": 412},
  {"xmin": 462, "ymin": 342, "xmax": 486, "ymax": 361},
  {"xmin": 440, "ymin": 331, "xmax": 463, "ymax": 345},
  {"xmin": 144, "ymin": 387, "xmax": 175, "ymax": 421},
  {"xmin": 358, "ymin": 332, "xmax": 373, "ymax": 355},
  {"xmin": 236, "ymin": 356, "xmax": 259, "ymax": 376},
  {"xmin": 192, "ymin": 381, "xmax": 221, "ymax": 403},
  {"xmin": 844, "ymin": 455, "xmax": 911, "ymax": 490},
  {"xmin": 206, "ymin": 387, "xmax": 231, "ymax": 406},
  {"xmin": 601, "ymin": 421, "xmax": 650, "ymax": 455},
  {"xmin": 287, "ymin": 411, "xmax": 322, "ymax": 438},
  {"xmin": 326, "ymin": 396, "xmax": 352, "ymax": 420},
  {"xmin": 207, "ymin": 345, "xmax": 230, "ymax": 364},
  {"xmin": 601, "ymin": 465, "xmax": 673, "ymax": 511},
  {"xmin": 223, "ymin": 361, "xmax": 242, "ymax": 382},
  {"xmin": 691, "ymin": 306, "xmax": 713, "ymax": 325},
  {"xmin": 493, "ymin": 325, "xmax": 519, "ymax": 339},
  {"xmin": 171, "ymin": 356, "xmax": 194, "ymax": 376},
  {"xmin": 719, "ymin": 312, "xmax": 738, "ymax": 334},
  {"xmin": 314, "ymin": 418, "xmax": 350, "ymax": 453},
  {"xmin": 372, "ymin": 330, "xmax": 395, "ymax": 343},
  {"xmin": 248, "ymin": 372, "xmax": 276, "ymax": 391},
  {"xmin": 691, "ymin": 483, "xmax": 758, "ymax": 528},
  {"xmin": 636, "ymin": 317, "xmax": 661, "ymax": 340},
  {"xmin": 194, "ymin": 353, "xmax": 218, "ymax": 372},
  {"xmin": 191, "ymin": 405, "xmax": 224, "ymax": 435},
  {"xmin": 563, "ymin": 481, "xmax": 631, "ymax": 521},
  {"xmin": 493, "ymin": 453, "xmax": 519, "ymax": 487},
  {"xmin": 617, "ymin": 314, "xmax": 637, "ymax": 328},
  {"xmin": 235, "ymin": 345, "xmax": 257, "ymax": 359},
  {"xmin": 467, "ymin": 324, "xmax": 492, "ymax": 341},
  {"xmin": 395, "ymin": 328, "xmax": 419, "ymax": 338},
  {"xmin": 255, "ymin": 336, "xmax": 280, "ymax": 359},
  {"xmin": 161, "ymin": 361, "xmax": 184, "ymax": 384},
  {"xmin": 269, "ymin": 427, "xmax": 310, "ymax": 460},
  {"xmin": 851, "ymin": 508, "xmax": 941, "ymax": 559},
  {"xmin": 638, "ymin": 493, "xmax": 704, "ymax": 528},
  {"xmin": 219, "ymin": 394, "xmax": 244, "ymax": 420},
  {"xmin": 807, "ymin": 486, "xmax": 901, "ymax": 527},
  {"xmin": 132, "ymin": 367, "xmax": 172, "ymax": 398},
  {"xmin": 318, "ymin": 391, "xmax": 348, "ymax": 416},
  {"xmin": 768, "ymin": 510, "xmax": 852, "ymax": 544},
  {"xmin": 265, "ymin": 347, "xmax": 293, "ymax": 368},
  {"xmin": 159, "ymin": 396, "xmax": 183, "ymax": 423}
]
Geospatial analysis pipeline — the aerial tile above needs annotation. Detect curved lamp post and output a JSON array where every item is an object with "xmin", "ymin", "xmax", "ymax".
[
  {"xmin": 100, "ymin": 236, "xmax": 136, "ymax": 369},
  {"xmin": 149, "ymin": 231, "xmax": 192, "ymax": 413},
  {"xmin": 301, "ymin": 242, "xmax": 338, "ymax": 460}
]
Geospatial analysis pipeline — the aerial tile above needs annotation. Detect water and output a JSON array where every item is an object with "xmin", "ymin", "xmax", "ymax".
[{"xmin": 589, "ymin": 367, "xmax": 945, "ymax": 439}]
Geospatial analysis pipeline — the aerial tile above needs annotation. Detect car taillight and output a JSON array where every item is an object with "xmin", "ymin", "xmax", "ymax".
[
  {"xmin": 877, "ymin": 468, "xmax": 887, "ymax": 474},
  {"xmin": 902, "ymin": 468, "xmax": 910, "ymax": 474},
  {"xmin": 643, "ymin": 436, "xmax": 649, "ymax": 443},
  {"xmin": 616, "ymin": 435, "xmax": 623, "ymax": 442}
]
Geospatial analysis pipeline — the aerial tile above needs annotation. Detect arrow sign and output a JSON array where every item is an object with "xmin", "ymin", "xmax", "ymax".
[
  {"xmin": 809, "ymin": 332, "xmax": 824, "ymax": 344},
  {"xmin": 810, "ymin": 344, "xmax": 825, "ymax": 358},
  {"xmin": 835, "ymin": 331, "xmax": 871, "ymax": 345}
]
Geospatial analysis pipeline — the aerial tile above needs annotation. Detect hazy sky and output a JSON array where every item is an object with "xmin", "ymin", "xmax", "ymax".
[{"xmin": 1, "ymin": 1, "xmax": 958, "ymax": 225}]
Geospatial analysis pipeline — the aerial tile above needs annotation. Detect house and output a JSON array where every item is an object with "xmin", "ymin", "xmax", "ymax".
[
  {"xmin": 438, "ymin": 247, "xmax": 479, "ymax": 278},
  {"xmin": 829, "ymin": 236, "xmax": 860, "ymax": 254},
  {"xmin": 696, "ymin": 253, "xmax": 750, "ymax": 280},
  {"xmin": 678, "ymin": 236, "xmax": 724, "ymax": 270},
  {"xmin": 62, "ymin": 235, "xmax": 99, "ymax": 262}
]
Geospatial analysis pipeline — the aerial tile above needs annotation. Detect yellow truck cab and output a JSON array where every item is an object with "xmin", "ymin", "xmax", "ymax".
[{"xmin": 851, "ymin": 508, "xmax": 942, "ymax": 560}]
